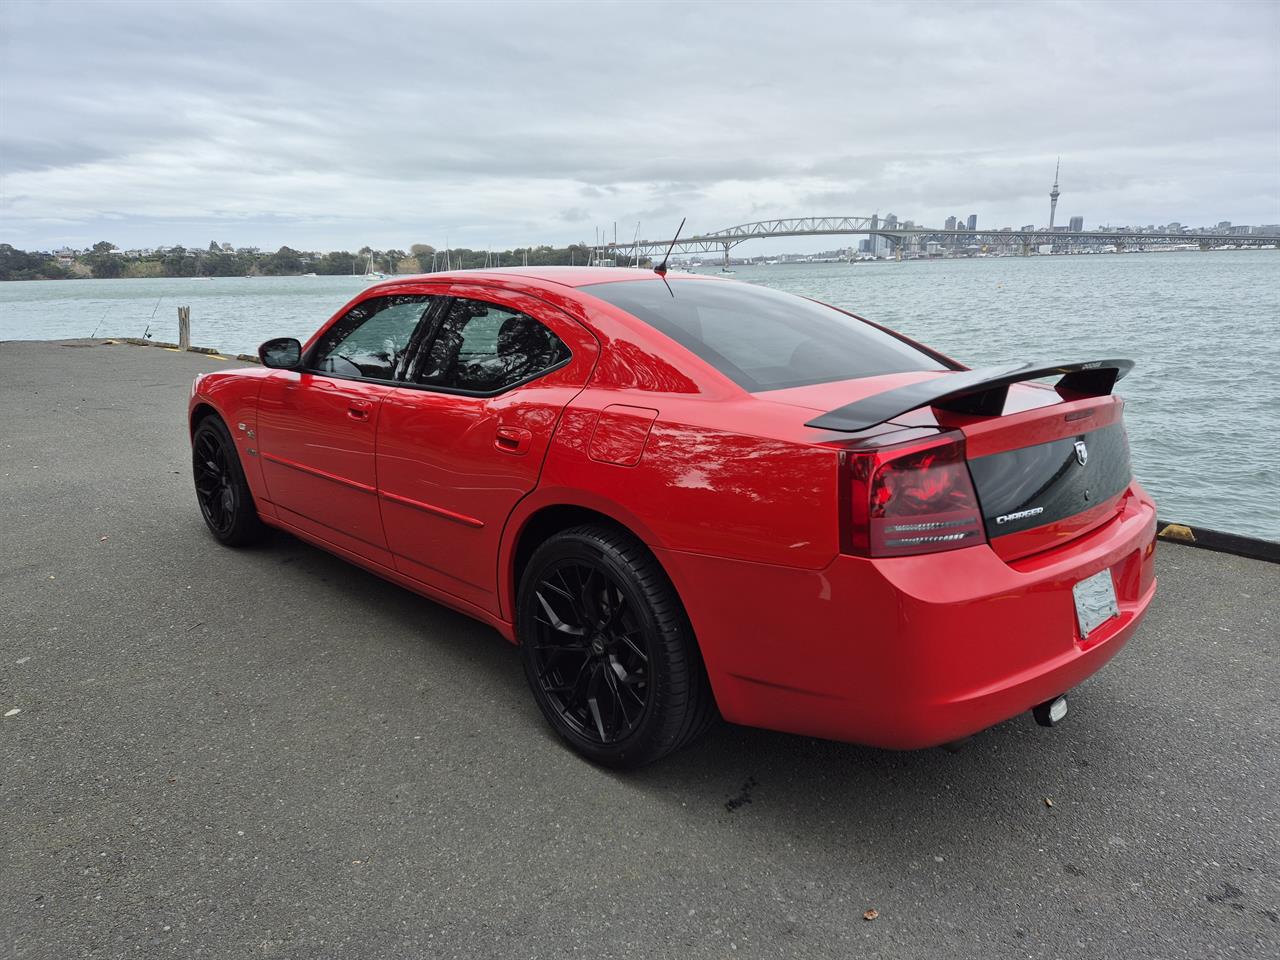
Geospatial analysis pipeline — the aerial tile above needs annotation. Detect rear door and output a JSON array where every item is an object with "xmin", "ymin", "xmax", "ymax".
[
  {"xmin": 256, "ymin": 293, "xmax": 440, "ymax": 565},
  {"xmin": 375, "ymin": 285, "xmax": 599, "ymax": 613}
]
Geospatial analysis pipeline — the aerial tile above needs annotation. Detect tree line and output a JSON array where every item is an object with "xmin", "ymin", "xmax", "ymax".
[{"xmin": 0, "ymin": 241, "xmax": 648, "ymax": 281}]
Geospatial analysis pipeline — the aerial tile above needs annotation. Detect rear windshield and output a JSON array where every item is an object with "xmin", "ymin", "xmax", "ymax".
[{"xmin": 583, "ymin": 278, "xmax": 947, "ymax": 391}]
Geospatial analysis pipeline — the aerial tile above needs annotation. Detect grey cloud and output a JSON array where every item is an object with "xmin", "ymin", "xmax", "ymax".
[{"xmin": 0, "ymin": 137, "xmax": 115, "ymax": 174}]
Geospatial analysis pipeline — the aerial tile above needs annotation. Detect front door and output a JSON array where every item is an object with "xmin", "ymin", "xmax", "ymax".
[
  {"xmin": 375, "ymin": 287, "xmax": 598, "ymax": 613},
  {"xmin": 256, "ymin": 293, "xmax": 439, "ymax": 565}
]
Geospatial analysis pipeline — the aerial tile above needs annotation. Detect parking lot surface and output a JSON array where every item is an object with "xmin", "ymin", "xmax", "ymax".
[{"xmin": 2, "ymin": 340, "xmax": 1277, "ymax": 959}]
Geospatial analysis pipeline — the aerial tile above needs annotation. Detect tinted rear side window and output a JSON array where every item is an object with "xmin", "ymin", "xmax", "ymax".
[
  {"xmin": 584, "ymin": 279, "xmax": 946, "ymax": 391},
  {"xmin": 413, "ymin": 297, "xmax": 569, "ymax": 393}
]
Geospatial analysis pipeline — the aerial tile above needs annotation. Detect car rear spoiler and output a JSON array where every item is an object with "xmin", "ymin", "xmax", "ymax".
[{"xmin": 805, "ymin": 359, "xmax": 1135, "ymax": 432}]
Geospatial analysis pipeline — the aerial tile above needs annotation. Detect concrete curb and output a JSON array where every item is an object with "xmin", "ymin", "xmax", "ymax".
[
  {"xmin": 1157, "ymin": 520, "xmax": 1279, "ymax": 564},
  {"xmin": 118, "ymin": 338, "xmax": 235, "ymax": 360}
]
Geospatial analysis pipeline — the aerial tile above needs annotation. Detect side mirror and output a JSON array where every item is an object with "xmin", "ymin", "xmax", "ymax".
[{"xmin": 258, "ymin": 337, "xmax": 302, "ymax": 369}]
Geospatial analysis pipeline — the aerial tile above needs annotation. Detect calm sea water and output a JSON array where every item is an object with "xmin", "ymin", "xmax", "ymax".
[{"xmin": 2, "ymin": 252, "xmax": 1278, "ymax": 541}]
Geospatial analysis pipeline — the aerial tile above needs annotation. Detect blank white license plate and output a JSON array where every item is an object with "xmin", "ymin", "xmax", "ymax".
[{"xmin": 1073, "ymin": 568, "xmax": 1119, "ymax": 638}]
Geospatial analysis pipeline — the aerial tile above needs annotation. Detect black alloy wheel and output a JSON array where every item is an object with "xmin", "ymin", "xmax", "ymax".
[
  {"xmin": 518, "ymin": 524, "xmax": 716, "ymax": 767},
  {"xmin": 192, "ymin": 416, "xmax": 265, "ymax": 547},
  {"xmin": 530, "ymin": 558, "xmax": 650, "ymax": 744}
]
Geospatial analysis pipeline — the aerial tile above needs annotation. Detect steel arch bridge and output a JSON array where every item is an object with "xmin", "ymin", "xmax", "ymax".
[{"xmin": 607, "ymin": 216, "xmax": 1280, "ymax": 262}]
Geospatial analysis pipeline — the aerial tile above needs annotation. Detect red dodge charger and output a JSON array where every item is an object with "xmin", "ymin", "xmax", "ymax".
[{"xmin": 188, "ymin": 267, "xmax": 1157, "ymax": 766}]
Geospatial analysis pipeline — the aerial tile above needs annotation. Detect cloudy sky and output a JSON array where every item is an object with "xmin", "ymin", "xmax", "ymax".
[{"xmin": 1, "ymin": 0, "xmax": 1276, "ymax": 254}]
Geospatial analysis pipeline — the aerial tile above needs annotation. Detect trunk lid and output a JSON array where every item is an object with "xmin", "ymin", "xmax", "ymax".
[
  {"xmin": 945, "ymin": 389, "xmax": 1132, "ymax": 561},
  {"xmin": 837, "ymin": 384, "xmax": 1134, "ymax": 561},
  {"xmin": 786, "ymin": 365, "xmax": 1136, "ymax": 563}
]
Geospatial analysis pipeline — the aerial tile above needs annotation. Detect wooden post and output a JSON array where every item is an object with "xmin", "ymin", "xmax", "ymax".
[{"xmin": 178, "ymin": 306, "xmax": 190, "ymax": 351}]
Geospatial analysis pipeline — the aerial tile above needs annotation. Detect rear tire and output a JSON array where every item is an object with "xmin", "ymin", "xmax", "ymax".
[
  {"xmin": 192, "ymin": 415, "xmax": 266, "ymax": 547},
  {"xmin": 517, "ymin": 524, "xmax": 717, "ymax": 768}
]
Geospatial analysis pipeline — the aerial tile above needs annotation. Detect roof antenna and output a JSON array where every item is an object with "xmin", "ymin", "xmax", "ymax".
[{"xmin": 653, "ymin": 217, "xmax": 685, "ymax": 277}]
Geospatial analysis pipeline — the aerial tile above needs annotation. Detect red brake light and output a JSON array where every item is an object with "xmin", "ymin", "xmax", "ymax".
[{"xmin": 842, "ymin": 434, "xmax": 987, "ymax": 557}]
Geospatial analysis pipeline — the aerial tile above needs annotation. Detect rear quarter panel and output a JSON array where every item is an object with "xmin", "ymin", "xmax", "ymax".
[
  {"xmin": 501, "ymin": 387, "xmax": 844, "ymax": 629},
  {"xmin": 501, "ymin": 286, "xmax": 849, "ymax": 617}
]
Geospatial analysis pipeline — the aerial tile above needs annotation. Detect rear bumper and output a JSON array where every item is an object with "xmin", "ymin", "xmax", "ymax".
[{"xmin": 656, "ymin": 482, "xmax": 1158, "ymax": 749}]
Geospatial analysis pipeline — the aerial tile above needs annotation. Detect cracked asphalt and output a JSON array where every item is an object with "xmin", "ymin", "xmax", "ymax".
[{"xmin": 1, "ymin": 339, "xmax": 1277, "ymax": 959}]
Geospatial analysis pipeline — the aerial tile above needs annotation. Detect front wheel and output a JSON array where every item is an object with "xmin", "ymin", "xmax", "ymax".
[
  {"xmin": 192, "ymin": 416, "xmax": 266, "ymax": 547},
  {"xmin": 517, "ymin": 524, "xmax": 716, "ymax": 768}
]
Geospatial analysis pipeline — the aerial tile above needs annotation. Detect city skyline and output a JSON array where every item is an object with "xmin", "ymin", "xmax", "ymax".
[
  {"xmin": 21, "ymin": 161, "xmax": 1279, "ymax": 260},
  {"xmin": 25, "ymin": 209, "xmax": 1275, "ymax": 269},
  {"xmin": 9, "ymin": 167, "xmax": 1275, "ymax": 261},
  {"xmin": 25, "ymin": 205, "xmax": 1279, "ymax": 261}
]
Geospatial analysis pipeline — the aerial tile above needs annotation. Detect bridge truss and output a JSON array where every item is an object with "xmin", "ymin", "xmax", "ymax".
[{"xmin": 608, "ymin": 217, "xmax": 1280, "ymax": 262}]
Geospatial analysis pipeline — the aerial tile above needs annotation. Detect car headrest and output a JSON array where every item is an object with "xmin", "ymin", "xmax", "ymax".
[{"xmin": 497, "ymin": 315, "xmax": 544, "ymax": 357}]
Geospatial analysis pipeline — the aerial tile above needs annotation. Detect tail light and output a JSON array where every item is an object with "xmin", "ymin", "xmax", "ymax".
[{"xmin": 841, "ymin": 433, "xmax": 986, "ymax": 557}]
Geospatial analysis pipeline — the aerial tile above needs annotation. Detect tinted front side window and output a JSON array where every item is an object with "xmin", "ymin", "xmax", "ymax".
[
  {"xmin": 311, "ymin": 295, "xmax": 435, "ymax": 381},
  {"xmin": 584, "ymin": 279, "xmax": 947, "ymax": 391},
  {"xmin": 414, "ymin": 298, "xmax": 569, "ymax": 392}
]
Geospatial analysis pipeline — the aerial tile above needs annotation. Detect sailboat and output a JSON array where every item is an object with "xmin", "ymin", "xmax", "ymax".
[{"xmin": 361, "ymin": 252, "xmax": 388, "ymax": 282}]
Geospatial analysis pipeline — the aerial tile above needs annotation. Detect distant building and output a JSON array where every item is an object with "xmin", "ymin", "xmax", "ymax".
[
  {"xmin": 1021, "ymin": 224, "xmax": 1035, "ymax": 232},
  {"xmin": 966, "ymin": 214, "xmax": 977, "ymax": 231},
  {"xmin": 1167, "ymin": 222, "xmax": 1182, "ymax": 233},
  {"xmin": 884, "ymin": 213, "xmax": 898, "ymax": 229},
  {"xmin": 860, "ymin": 235, "xmax": 891, "ymax": 257},
  {"xmin": 1049, "ymin": 159, "xmax": 1061, "ymax": 229},
  {"xmin": 1217, "ymin": 221, "xmax": 1232, "ymax": 230},
  {"xmin": 945, "ymin": 216, "xmax": 957, "ymax": 231},
  {"xmin": 1069, "ymin": 216, "xmax": 1084, "ymax": 232}
]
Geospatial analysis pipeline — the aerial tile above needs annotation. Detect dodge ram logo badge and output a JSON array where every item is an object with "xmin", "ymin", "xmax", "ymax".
[{"xmin": 1074, "ymin": 440, "xmax": 1089, "ymax": 467}]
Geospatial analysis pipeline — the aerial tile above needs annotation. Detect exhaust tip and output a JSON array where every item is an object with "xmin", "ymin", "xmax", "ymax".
[{"xmin": 1032, "ymin": 695, "xmax": 1069, "ymax": 728}]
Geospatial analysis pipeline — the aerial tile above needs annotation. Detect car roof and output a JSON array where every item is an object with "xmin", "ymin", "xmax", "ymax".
[{"xmin": 366, "ymin": 265, "xmax": 725, "ymax": 291}]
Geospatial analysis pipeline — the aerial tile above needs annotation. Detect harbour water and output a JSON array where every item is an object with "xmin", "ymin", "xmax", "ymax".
[{"xmin": 2, "ymin": 251, "xmax": 1277, "ymax": 541}]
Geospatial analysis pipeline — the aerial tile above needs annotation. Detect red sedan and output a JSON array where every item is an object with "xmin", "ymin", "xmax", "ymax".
[{"xmin": 188, "ymin": 267, "xmax": 1157, "ymax": 766}]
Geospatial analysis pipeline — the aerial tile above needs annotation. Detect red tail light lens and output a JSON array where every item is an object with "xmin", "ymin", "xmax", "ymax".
[{"xmin": 842, "ymin": 434, "xmax": 987, "ymax": 557}]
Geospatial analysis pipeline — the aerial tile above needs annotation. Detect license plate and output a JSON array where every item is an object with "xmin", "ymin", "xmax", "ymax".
[{"xmin": 1073, "ymin": 568, "xmax": 1119, "ymax": 638}]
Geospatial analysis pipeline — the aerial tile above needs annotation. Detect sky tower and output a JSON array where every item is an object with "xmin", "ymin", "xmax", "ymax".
[{"xmin": 1049, "ymin": 158, "xmax": 1061, "ymax": 229}]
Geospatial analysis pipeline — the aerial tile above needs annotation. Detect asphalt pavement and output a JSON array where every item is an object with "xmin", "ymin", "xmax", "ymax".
[{"xmin": 1, "ymin": 339, "xmax": 1277, "ymax": 960}]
